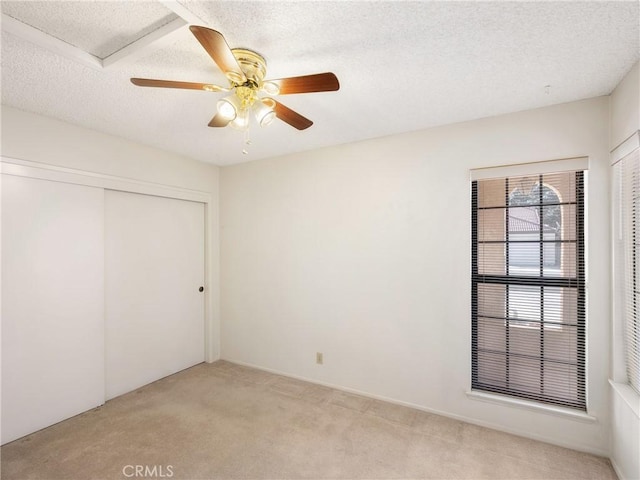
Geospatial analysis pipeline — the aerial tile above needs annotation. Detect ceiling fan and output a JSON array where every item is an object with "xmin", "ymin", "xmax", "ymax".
[{"xmin": 131, "ymin": 26, "xmax": 340, "ymax": 132}]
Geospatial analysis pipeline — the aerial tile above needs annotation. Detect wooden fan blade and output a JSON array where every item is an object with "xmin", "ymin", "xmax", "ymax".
[
  {"xmin": 130, "ymin": 78, "xmax": 228, "ymax": 92},
  {"xmin": 272, "ymin": 100, "xmax": 313, "ymax": 130},
  {"xmin": 208, "ymin": 113, "xmax": 231, "ymax": 128},
  {"xmin": 266, "ymin": 72, "xmax": 339, "ymax": 95},
  {"xmin": 189, "ymin": 26, "xmax": 247, "ymax": 84}
]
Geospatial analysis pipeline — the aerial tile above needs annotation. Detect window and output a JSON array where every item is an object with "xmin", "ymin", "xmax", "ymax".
[
  {"xmin": 471, "ymin": 170, "xmax": 586, "ymax": 409},
  {"xmin": 614, "ymin": 148, "xmax": 640, "ymax": 395}
]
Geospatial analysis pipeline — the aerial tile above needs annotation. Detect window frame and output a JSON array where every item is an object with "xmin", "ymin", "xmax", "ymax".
[{"xmin": 471, "ymin": 170, "xmax": 586, "ymax": 410}]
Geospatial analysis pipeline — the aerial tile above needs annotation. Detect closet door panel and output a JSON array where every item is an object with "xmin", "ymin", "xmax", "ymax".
[
  {"xmin": 1, "ymin": 174, "xmax": 105, "ymax": 445},
  {"xmin": 105, "ymin": 190, "xmax": 205, "ymax": 400}
]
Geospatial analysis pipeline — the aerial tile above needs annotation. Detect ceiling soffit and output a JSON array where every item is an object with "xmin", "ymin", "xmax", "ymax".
[{"xmin": 0, "ymin": 0, "xmax": 203, "ymax": 69}]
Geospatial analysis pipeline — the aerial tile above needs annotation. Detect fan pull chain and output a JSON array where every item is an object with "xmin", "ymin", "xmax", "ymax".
[{"xmin": 242, "ymin": 124, "xmax": 251, "ymax": 155}]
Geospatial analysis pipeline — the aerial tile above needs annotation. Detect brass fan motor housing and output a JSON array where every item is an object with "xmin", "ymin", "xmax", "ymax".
[{"xmin": 230, "ymin": 48, "xmax": 267, "ymax": 86}]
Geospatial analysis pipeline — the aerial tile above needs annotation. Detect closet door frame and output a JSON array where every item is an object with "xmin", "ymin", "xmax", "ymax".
[{"xmin": 0, "ymin": 156, "xmax": 217, "ymax": 364}]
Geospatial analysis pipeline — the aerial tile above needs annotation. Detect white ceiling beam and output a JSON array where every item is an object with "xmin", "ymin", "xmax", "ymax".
[
  {"xmin": 158, "ymin": 0, "xmax": 205, "ymax": 25},
  {"xmin": 2, "ymin": 1, "xmax": 204, "ymax": 72},
  {"xmin": 102, "ymin": 17, "xmax": 187, "ymax": 69},
  {"xmin": 1, "ymin": 14, "xmax": 102, "ymax": 70}
]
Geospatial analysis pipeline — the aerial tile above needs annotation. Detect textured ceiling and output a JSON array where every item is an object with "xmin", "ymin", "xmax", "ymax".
[{"xmin": 1, "ymin": 1, "xmax": 639, "ymax": 166}]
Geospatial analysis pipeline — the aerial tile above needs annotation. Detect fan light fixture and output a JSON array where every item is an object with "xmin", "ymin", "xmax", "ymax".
[
  {"xmin": 230, "ymin": 107, "xmax": 249, "ymax": 131},
  {"xmin": 217, "ymin": 95, "xmax": 240, "ymax": 120},
  {"xmin": 130, "ymin": 26, "xmax": 340, "ymax": 154},
  {"xmin": 216, "ymin": 92, "xmax": 276, "ymax": 129},
  {"xmin": 215, "ymin": 78, "xmax": 276, "ymax": 152},
  {"xmin": 254, "ymin": 98, "xmax": 277, "ymax": 127}
]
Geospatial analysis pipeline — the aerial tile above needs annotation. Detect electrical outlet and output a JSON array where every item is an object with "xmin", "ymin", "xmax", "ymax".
[{"xmin": 316, "ymin": 352, "xmax": 323, "ymax": 365}]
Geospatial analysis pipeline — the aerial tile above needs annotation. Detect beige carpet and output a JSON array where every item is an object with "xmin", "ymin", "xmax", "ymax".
[{"xmin": 1, "ymin": 361, "xmax": 616, "ymax": 480}]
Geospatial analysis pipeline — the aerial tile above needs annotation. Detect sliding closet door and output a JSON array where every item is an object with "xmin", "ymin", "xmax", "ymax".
[
  {"xmin": 105, "ymin": 190, "xmax": 205, "ymax": 400},
  {"xmin": 1, "ymin": 175, "xmax": 105, "ymax": 445}
]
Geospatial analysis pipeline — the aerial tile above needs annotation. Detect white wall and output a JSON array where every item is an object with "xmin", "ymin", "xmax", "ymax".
[
  {"xmin": 610, "ymin": 61, "xmax": 640, "ymax": 480},
  {"xmin": 610, "ymin": 62, "xmax": 640, "ymax": 151},
  {"xmin": 1, "ymin": 105, "xmax": 221, "ymax": 360},
  {"xmin": 221, "ymin": 96, "xmax": 611, "ymax": 455}
]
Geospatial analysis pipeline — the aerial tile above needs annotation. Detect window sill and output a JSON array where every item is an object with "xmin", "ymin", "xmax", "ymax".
[
  {"xmin": 466, "ymin": 390, "xmax": 597, "ymax": 423},
  {"xmin": 609, "ymin": 379, "xmax": 640, "ymax": 419}
]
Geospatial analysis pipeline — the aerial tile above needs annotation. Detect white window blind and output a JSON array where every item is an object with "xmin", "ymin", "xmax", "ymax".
[
  {"xmin": 471, "ymin": 170, "xmax": 586, "ymax": 409},
  {"xmin": 614, "ymin": 148, "xmax": 640, "ymax": 395}
]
